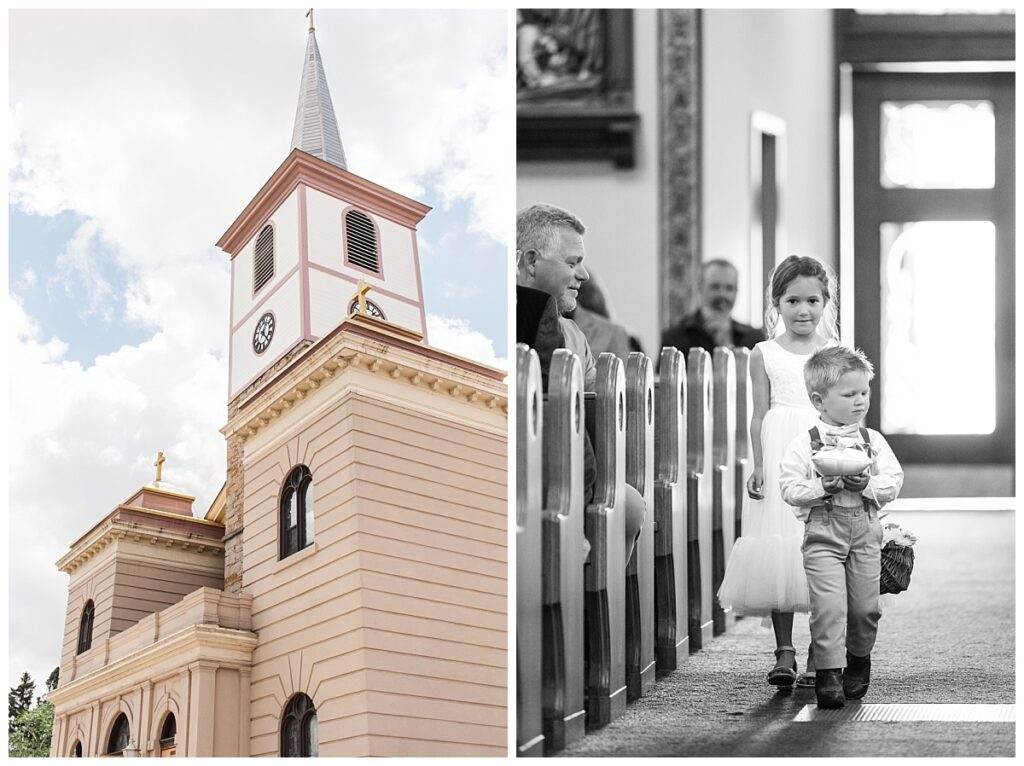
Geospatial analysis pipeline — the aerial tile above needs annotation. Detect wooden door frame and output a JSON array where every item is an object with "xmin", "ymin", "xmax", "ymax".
[
  {"xmin": 749, "ymin": 110, "xmax": 787, "ymax": 328},
  {"xmin": 847, "ymin": 68, "xmax": 1014, "ymax": 464}
]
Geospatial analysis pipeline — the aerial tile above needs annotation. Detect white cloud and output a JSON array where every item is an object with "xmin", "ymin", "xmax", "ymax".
[
  {"xmin": 427, "ymin": 314, "xmax": 508, "ymax": 372},
  {"xmin": 50, "ymin": 219, "xmax": 119, "ymax": 322},
  {"xmin": 8, "ymin": 295, "xmax": 228, "ymax": 686},
  {"xmin": 442, "ymin": 280, "xmax": 484, "ymax": 301},
  {"xmin": 14, "ymin": 267, "xmax": 37, "ymax": 292},
  {"xmin": 8, "ymin": 9, "xmax": 509, "ymax": 262}
]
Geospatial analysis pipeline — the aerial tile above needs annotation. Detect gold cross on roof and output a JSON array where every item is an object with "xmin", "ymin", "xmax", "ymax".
[
  {"xmin": 352, "ymin": 279, "xmax": 373, "ymax": 316},
  {"xmin": 154, "ymin": 451, "xmax": 166, "ymax": 483}
]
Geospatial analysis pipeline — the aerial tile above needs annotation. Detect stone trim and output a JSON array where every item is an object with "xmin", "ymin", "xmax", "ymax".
[
  {"xmin": 58, "ymin": 514, "xmax": 226, "ymax": 574},
  {"xmin": 222, "ymin": 323, "xmax": 508, "ymax": 444},
  {"xmin": 49, "ymin": 623, "xmax": 256, "ymax": 710},
  {"xmin": 659, "ymin": 8, "xmax": 702, "ymax": 330},
  {"xmin": 217, "ymin": 149, "xmax": 431, "ymax": 256}
]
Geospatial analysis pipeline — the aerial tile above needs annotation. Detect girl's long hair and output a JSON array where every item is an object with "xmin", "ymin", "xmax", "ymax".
[{"xmin": 763, "ymin": 255, "xmax": 839, "ymax": 341}]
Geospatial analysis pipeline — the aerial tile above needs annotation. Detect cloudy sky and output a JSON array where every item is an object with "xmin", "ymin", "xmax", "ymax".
[{"xmin": 8, "ymin": 8, "xmax": 510, "ymax": 689}]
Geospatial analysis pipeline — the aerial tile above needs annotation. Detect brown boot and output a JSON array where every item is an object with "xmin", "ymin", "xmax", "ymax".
[{"xmin": 815, "ymin": 669, "xmax": 845, "ymax": 709}]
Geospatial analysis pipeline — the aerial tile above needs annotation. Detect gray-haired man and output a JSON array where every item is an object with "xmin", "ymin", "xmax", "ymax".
[{"xmin": 516, "ymin": 202, "xmax": 595, "ymax": 389}]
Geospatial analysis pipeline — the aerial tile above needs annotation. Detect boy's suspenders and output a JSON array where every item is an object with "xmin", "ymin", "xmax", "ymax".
[{"xmin": 808, "ymin": 426, "xmax": 873, "ymax": 512}]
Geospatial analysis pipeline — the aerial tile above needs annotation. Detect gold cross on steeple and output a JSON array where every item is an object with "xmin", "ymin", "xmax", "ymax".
[
  {"xmin": 306, "ymin": 8, "xmax": 315, "ymax": 32},
  {"xmin": 352, "ymin": 279, "xmax": 373, "ymax": 316},
  {"xmin": 154, "ymin": 451, "xmax": 166, "ymax": 483}
]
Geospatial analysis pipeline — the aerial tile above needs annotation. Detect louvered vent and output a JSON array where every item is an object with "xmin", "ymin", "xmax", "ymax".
[
  {"xmin": 253, "ymin": 224, "xmax": 275, "ymax": 293},
  {"xmin": 345, "ymin": 210, "xmax": 379, "ymax": 273}
]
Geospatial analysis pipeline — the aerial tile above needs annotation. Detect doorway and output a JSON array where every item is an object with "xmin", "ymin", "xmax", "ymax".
[{"xmin": 850, "ymin": 70, "xmax": 1014, "ymax": 477}]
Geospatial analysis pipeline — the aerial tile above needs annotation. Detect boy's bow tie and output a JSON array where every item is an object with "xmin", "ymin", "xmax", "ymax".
[{"xmin": 819, "ymin": 422, "xmax": 863, "ymax": 446}]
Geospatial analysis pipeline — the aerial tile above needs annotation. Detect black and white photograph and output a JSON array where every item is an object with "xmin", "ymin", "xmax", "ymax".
[{"xmin": 515, "ymin": 7, "xmax": 1015, "ymax": 758}]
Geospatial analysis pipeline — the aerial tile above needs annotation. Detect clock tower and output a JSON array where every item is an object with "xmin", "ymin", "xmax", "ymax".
[
  {"xmin": 212, "ymin": 14, "xmax": 507, "ymax": 756},
  {"xmin": 217, "ymin": 16, "xmax": 431, "ymax": 404}
]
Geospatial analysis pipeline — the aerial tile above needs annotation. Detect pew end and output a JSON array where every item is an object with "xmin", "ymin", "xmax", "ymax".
[
  {"xmin": 624, "ymin": 352, "xmax": 657, "ymax": 700},
  {"xmin": 653, "ymin": 346, "xmax": 690, "ymax": 671},
  {"xmin": 515, "ymin": 344, "xmax": 545, "ymax": 756},
  {"xmin": 711, "ymin": 347, "xmax": 738, "ymax": 635},
  {"xmin": 540, "ymin": 349, "xmax": 587, "ymax": 752},
  {"xmin": 685, "ymin": 347, "xmax": 715, "ymax": 651},
  {"xmin": 583, "ymin": 354, "xmax": 628, "ymax": 728}
]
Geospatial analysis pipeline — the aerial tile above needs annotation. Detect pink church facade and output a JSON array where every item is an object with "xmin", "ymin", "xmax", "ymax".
[{"xmin": 48, "ymin": 18, "xmax": 507, "ymax": 758}]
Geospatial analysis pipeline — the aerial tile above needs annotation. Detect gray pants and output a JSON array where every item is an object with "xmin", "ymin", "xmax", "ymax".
[{"xmin": 801, "ymin": 504, "xmax": 882, "ymax": 670}]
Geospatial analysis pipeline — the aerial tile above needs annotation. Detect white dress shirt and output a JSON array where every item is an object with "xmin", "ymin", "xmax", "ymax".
[{"xmin": 779, "ymin": 418, "xmax": 904, "ymax": 522}]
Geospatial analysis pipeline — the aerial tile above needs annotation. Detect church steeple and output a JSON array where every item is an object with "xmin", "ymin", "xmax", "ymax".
[
  {"xmin": 219, "ymin": 9, "xmax": 432, "ymax": 403},
  {"xmin": 291, "ymin": 10, "xmax": 347, "ymax": 170}
]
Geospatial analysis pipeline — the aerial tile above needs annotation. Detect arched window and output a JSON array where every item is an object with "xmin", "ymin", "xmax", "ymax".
[
  {"xmin": 77, "ymin": 600, "xmax": 94, "ymax": 654},
  {"xmin": 280, "ymin": 694, "xmax": 318, "ymax": 757},
  {"xmin": 280, "ymin": 466, "xmax": 314, "ymax": 559},
  {"xmin": 107, "ymin": 713, "xmax": 131, "ymax": 756},
  {"xmin": 71, "ymin": 740, "xmax": 82, "ymax": 757},
  {"xmin": 344, "ymin": 210, "xmax": 379, "ymax": 273},
  {"xmin": 159, "ymin": 713, "xmax": 176, "ymax": 756},
  {"xmin": 253, "ymin": 223, "xmax": 275, "ymax": 294}
]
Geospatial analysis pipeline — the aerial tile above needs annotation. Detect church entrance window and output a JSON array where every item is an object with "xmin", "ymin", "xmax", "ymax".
[
  {"xmin": 280, "ymin": 693, "xmax": 318, "ymax": 757},
  {"xmin": 106, "ymin": 713, "xmax": 131, "ymax": 756},
  {"xmin": 850, "ymin": 70, "xmax": 1013, "ymax": 465},
  {"xmin": 280, "ymin": 465, "xmax": 315, "ymax": 559},
  {"xmin": 77, "ymin": 600, "xmax": 94, "ymax": 654},
  {"xmin": 837, "ymin": 10, "xmax": 1014, "ymax": 478},
  {"xmin": 159, "ymin": 713, "xmax": 177, "ymax": 757}
]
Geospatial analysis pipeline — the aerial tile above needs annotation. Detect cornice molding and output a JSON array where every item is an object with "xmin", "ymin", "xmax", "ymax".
[
  {"xmin": 48, "ymin": 624, "xmax": 256, "ymax": 710},
  {"xmin": 217, "ymin": 149, "xmax": 432, "ymax": 257},
  {"xmin": 223, "ymin": 316, "xmax": 508, "ymax": 442},
  {"xmin": 58, "ymin": 512, "xmax": 225, "ymax": 574},
  {"xmin": 124, "ymin": 483, "xmax": 196, "ymax": 505}
]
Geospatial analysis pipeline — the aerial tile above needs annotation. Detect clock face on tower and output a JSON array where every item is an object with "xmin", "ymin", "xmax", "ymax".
[
  {"xmin": 349, "ymin": 299, "xmax": 386, "ymax": 320},
  {"xmin": 252, "ymin": 311, "xmax": 275, "ymax": 354}
]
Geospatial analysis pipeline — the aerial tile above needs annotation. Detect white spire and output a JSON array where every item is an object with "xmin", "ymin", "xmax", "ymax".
[{"xmin": 291, "ymin": 13, "xmax": 347, "ymax": 170}]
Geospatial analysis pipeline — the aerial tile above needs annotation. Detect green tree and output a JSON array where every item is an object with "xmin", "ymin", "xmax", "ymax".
[
  {"xmin": 8, "ymin": 673, "xmax": 35, "ymax": 727},
  {"xmin": 38, "ymin": 668, "xmax": 59, "ymax": 706},
  {"xmin": 9, "ymin": 701, "xmax": 54, "ymax": 757}
]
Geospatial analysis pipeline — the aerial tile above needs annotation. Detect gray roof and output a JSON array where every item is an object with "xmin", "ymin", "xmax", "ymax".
[{"xmin": 291, "ymin": 28, "xmax": 347, "ymax": 170}]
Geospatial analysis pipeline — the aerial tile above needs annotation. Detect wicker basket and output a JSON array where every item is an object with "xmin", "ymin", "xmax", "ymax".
[{"xmin": 880, "ymin": 540, "xmax": 914, "ymax": 594}]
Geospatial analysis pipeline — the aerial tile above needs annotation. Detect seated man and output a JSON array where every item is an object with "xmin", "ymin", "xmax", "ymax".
[
  {"xmin": 516, "ymin": 202, "xmax": 595, "ymax": 389},
  {"xmin": 662, "ymin": 258, "xmax": 763, "ymax": 357},
  {"xmin": 517, "ymin": 284, "xmax": 565, "ymax": 392},
  {"xmin": 517, "ymin": 203, "xmax": 643, "ymax": 561}
]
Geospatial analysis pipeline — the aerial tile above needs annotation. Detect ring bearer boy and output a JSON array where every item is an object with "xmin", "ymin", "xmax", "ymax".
[{"xmin": 779, "ymin": 346, "xmax": 904, "ymax": 709}]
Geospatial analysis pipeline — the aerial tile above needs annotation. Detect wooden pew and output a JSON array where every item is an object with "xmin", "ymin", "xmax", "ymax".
[
  {"xmin": 653, "ymin": 346, "xmax": 689, "ymax": 670},
  {"xmin": 515, "ymin": 345, "xmax": 544, "ymax": 756},
  {"xmin": 583, "ymin": 354, "xmax": 628, "ymax": 728},
  {"xmin": 541, "ymin": 349, "xmax": 587, "ymax": 751},
  {"xmin": 733, "ymin": 348, "xmax": 754, "ymax": 542},
  {"xmin": 685, "ymin": 348, "xmax": 714, "ymax": 651},
  {"xmin": 624, "ymin": 352, "xmax": 656, "ymax": 700},
  {"xmin": 711, "ymin": 347, "xmax": 737, "ymax": 635}
]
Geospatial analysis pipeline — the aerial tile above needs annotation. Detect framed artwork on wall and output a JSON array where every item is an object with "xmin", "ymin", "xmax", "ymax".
[{"xmin": 516, "ymin": 9, "xmax": 639, "ymax": 168}]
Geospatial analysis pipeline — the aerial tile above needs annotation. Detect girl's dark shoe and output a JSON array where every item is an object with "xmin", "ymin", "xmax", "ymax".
[
  {"xmin": 767, "ymin": 646, "xmax": 798, "ymax": 686},
  {"xmin": 843, "ymin": 652, "xmax": 871, "ymax": 699},
  {"xmin": 815, "ymin": 669, "xmax": 845, "ymax": 709}
]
